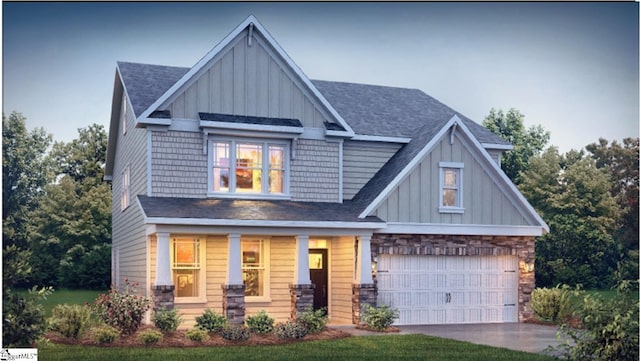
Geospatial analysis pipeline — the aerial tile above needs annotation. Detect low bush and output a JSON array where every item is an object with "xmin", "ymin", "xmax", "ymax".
[
  {"xmin": 553, "ymin": 283, "xmax": 639, "ymax": 361},
  {"xmin": 185, "ymin": 328, "xmax": 209, "ymax": 342},
  {"xmin": 137, "ymin": 329, "xmax": 163, "ymax": 345},
  {"xmin": 360, "ymin": 304, "xmax": 399, "ymax": 331},
  {"xmin": 49, "ymin": 303, "xmax": 93, "ymax": 339},
  {"xmin": 91, "ymin": 325, "xmax": 120, "ymax": 344},
  {"xmin": 152, "ymin": 307, "xmax": 182, "ymax": 334},
  {"xmin": 195, "ymin": 308, "xmax": 227, "ymax": 333},
  {"xmin": 246, "ymin": 310, "xmax": 275, "ymax": 334},
  {"xmin": 2, "ymin": 285, "xmax": 53, "ymax": 347},
  {"xmin": 297, "ymin": 307, "xmax": 327, "ymax": 334},
  {"xmin": 93, "ymin": 278, "xmax": 152, "ymax": 335},
  {"xmin": 221, "ymin": 324, "xmax": 250, "ymax": 341},
  {"xmin": 275, "ymin": 320, "xmax": 308, "ymax": 339},
  {"xmin": 530, "ymin": 285, "xmax": 573, "ymax": 323}
]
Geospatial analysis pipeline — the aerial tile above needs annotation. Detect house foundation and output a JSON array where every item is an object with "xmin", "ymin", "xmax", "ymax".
[
  {"xmin": 222, "ymin": 284, "xmax": 246, "ymax": 324},
  {"xmin": 289, "ymin": 284, "xmax": 315, "ymax": 319}
]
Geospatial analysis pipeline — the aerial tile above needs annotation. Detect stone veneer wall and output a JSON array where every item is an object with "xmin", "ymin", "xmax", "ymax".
[
  {"xmin": 370, "ymin": 234, "xmax": 536, "ymax": 322},
  {"xmin": 351, "ymin": 284, "xmax": 377, "ymax": 324},
  {"xmin": 221, "ymin": 284, "xmax": 246, "ymax": 324},
  {"xmin": 289, "ymin": 284, "xmax": 315, "ymax": 320}
]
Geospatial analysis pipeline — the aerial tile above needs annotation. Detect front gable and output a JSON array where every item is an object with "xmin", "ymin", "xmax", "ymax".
[
  {"xmin": 361, "ymin": 116, "xmax": 548, "ymax": 235},
  {"xmin": 139, "ymin": 16, "xmax": 353, "ymax": 136}
]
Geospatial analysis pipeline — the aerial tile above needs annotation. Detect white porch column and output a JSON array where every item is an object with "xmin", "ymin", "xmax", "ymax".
[
  {"xmin": 227, "ymin": 233, "xmax": 243, "ymax": 285},
  {"xmin": 356, "ymin": 235, "xmax": 374, "ymax": 284},
  {"xmin": 294, "ymin": 234, "xmax": 311, "ymax": 285},
  {"xmin": 155, "ymin": 232, "xmax": 173, "ymax": 286}
]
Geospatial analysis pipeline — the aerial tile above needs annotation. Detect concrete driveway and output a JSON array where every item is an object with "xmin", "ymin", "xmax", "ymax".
[{"xmin": 335, "ymin": 323, "xmax": 563, "ymax": 355}]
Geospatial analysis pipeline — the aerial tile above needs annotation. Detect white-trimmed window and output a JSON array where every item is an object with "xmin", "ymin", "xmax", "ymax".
[
  {"xmin": 439, "ymin": 162, "xmax": 464, "ymax": 213},
  {"xmin": 172, "ymin": 237, "xmax": 205, "ymax": 301},
  {"xmin": 241, "ymin": 239, "xmax": 270, "ymax": 300},
  {"xmin": 210, "ymin": 139, "xmax": 289, "ymax": 197},
  {"xmin": 120, "ymin": 164, "xmax": 130, "ymax": 210}
]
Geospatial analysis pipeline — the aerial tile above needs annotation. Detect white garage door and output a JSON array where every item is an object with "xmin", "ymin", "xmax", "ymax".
[{"xmin": 377, "ymin": 255, "xmax": 518, "ymax": 325}]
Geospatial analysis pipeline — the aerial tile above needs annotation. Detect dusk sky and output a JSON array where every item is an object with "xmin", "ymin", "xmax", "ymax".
[{"xmin": 3, "ymin": 2, "xmax": 639, "ymax": 153}]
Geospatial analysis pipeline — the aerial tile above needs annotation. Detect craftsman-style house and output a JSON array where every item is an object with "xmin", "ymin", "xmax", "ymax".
[{"xmin": 105, "ymin": 16, "xmax": 548, "ymax": 327}]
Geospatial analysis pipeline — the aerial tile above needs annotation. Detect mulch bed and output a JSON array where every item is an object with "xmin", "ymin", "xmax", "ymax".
[
  {"xmin": 354, "ymin": 325, "xmax": 400, "ymax": 333},
  {"xmin": 46, "ymin": 325, "xmax": 352, "ymax": 348}
]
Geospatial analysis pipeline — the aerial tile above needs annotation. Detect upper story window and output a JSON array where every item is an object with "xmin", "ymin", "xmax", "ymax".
[
  {"xmin": 120, "ymin": 164, "xmax": 130, "ymax": 211},
  {"xmin": 209, "ymin": 139, "xmax": 289, "ymax": 197},
  {"xmin": 439, "ymin": 162, "xmax": 464, "ymax": 213}
]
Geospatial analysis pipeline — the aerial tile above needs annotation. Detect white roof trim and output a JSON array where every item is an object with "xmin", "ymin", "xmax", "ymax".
[
  {"xmin": 358, "ymin": 115, "xmax": 461, "ymax": 218},
  {"xmin": 379, "ymin": 222, "xmax": 544, "ymax": 236},
  {"xmin": 351, "ymin": 134, "xmax": 412, "ymax": 143},
  {"xmin": 144, "ymin": 216, "xmax": 384, "ymax": 230},
  {"xmin": 135, "ymin": 15, "xmax": 355, "ymax": 137},
  {"xmin": 482, "ymin": 142, "xmax": 513, "ymax": 150}
]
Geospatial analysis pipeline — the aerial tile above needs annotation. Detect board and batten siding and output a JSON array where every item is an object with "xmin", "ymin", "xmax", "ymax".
[
  {"xmin": 330, "ymin": 236, "xmax": 356, "ymax": 324},
  {"xmin": 165, "ymin": 29, "xmax": 333, "ymax": 129},
  {"xmin": 111, "ymin": 96, "xmax": 148, "ymax": 293},
  {"xmin": 342, "ymin": 140, "xmax": 402, "ymax": 200},
  {"xmin": 151, "ymin": 130, "xmax": 208, "ymax": 198},
  {"xmin": 374, "ymin": 132, "xmax": 529, "ymax": 226}
]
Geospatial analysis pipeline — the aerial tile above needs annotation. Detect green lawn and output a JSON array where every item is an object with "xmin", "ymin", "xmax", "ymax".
[
  {"xmin": 40, "ymin": 334, "xmax": 554, "ymax": 361},
  {"xmin": 40, "ymin": 289, "xmax": 105, "ymax": 317}
]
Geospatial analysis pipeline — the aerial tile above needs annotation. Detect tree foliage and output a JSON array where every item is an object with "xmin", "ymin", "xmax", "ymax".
[
  {"xmin": 482, "ymin": 108, "xmax": 550, "ymax": 183},
  {"xmin": 520, "ymin": 147, "xmax": 621, "ymax": 288},
  {"xmin": 28, "ymin": 125, "xmax": 111, "ymax": 289},
  {"xmin": 586, "ymin": 138, "xmax": 639, "ymax": 250}
]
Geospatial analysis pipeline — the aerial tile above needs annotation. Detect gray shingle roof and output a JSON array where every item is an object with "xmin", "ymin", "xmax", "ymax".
[
  {"xmin": 311, "ymin": 80, "xmax": 509, "ymax": 145},
  {"xmin": 117, "ymin": 62, "xmax": 508, "ymax": 147},
  {"xmin": 138, "ymin": 195, "xmax": 383, "ymax": 224},
  {"xmin": 199, "ymin": 113, "xmax": 302, "ymax": 128},
  {"xmin": 118, "ymin": 61, "xmax": 189, "ymax": 117}
]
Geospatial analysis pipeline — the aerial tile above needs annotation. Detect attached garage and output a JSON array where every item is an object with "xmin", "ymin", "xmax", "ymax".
[{"xmin": 377, "ymin": 254, "xmax": 519, "ymax": 325}]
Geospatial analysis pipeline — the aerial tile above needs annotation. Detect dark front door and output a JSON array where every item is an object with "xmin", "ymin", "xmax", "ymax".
[{"xmin": 309, "ymin": 249, "xmax": 328, "ymax": 311}]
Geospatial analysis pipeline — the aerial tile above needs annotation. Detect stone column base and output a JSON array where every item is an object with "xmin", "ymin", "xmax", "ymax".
[
  {"xmin": 352, "ymin": 283, "xmax": 377, "ymax": 324},
  {"xmin": 289, "ymin": 284, "xmax": 315, "ymax": 320},
  {"xmin": 152, "ymin": 285, "xmax": 175, "ymax": 311},
  {"xmin": 222, "ymin": 284, "xmax": 245, "ymax": 324}
]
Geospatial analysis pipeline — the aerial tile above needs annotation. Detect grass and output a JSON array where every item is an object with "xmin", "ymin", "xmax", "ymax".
[
  {"xmin": 40, "ymin": 334, "xmax": 555, "ymax": 361},
  {"xmin": 40, "ymin": 289, "xmax": 105, "ymax": 317}
]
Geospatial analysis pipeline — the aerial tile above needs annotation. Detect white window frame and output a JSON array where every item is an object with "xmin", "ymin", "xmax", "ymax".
[
  {"xmin": 120, "ymin": 164, "xmax": 130, "ymax": 211},
  {"xmin": 241, "ymin": 238, "xmax": 271, "ymax": 303},
  {"xmin": 207, "ymin": 137, "xmax": 290, "ymax": 199},
  {"xmin": 171, "ymin": 237, "xmax": 207, "ymax": 304},
  {"xmin": 439, "ymin": 162, "xmax": 464, "ymax": 213}
]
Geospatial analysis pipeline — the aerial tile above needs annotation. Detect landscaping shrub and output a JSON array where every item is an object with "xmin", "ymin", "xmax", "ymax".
[
  {"xmin": 359, "ymin": 304, "xmax": 399, "ymax": 331},
  {"xmin": 221, "ymin": 324, "xmax": 250, "ymax": 341},
  {"xmin": 49, "ymin": 303, "xmax": 93, "ymax": 339},
  {"xmin": 2, "ymin": 285, "xmax": 53, "ymax": 347},
  {"xmin": 93, "ymin": 278, "xmax": 152, "ymax": 335},
  {"xmin": 137, "ymin": 329, "xmax": 163, "ymax": 345},
  {"xmin": 275, "ymin": 320, "xmax": 308, "ymax": 339},
  {"xmin": 246, "ymin": 310, "xmax": 275, "ymax": 334},
  {"xmin": 530, "ymin": 285, "xmax": 573, "ymax": 323},
  {"xmin": 91, "ymin": 325, "xmax": 120, "ymax": 344},
  {"xmin": 553, "ymin": 283, "xmax": 639, "ymax": 361},
  {"xmin": 152, "ymin": 307, "xmax": 183, "ymax": 334},
  {"xmin": 185, "ymin": 328, "xmax": 210, "ymax": 342},
  {"xmin": 297, "ymin": 307, "xmax": 327, "ymax": 334},
  {"xmin": 195, "ymin": 308, "xmax": 227, "ymax": 333}
]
